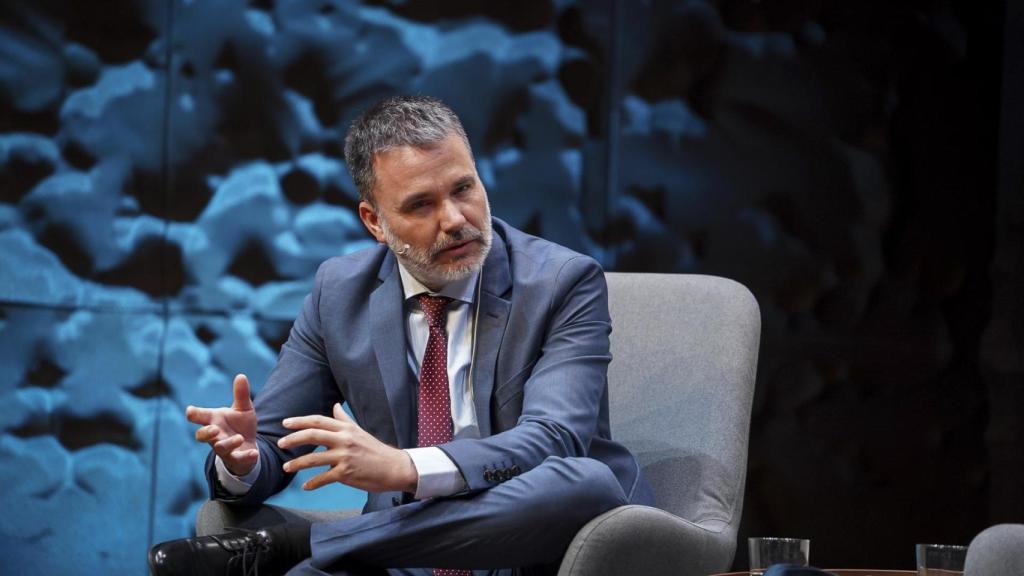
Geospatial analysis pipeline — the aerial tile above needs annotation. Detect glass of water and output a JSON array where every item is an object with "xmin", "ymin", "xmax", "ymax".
[
  {"xmin": 748, "ymin": 537, "xmax": 810, "ymax": 576},
  {"xmin": 916, "ymin": 543, "xmax": 968, "ymax": 576}
]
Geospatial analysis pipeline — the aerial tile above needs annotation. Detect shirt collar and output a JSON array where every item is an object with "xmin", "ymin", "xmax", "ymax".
[{"xmin": 396, "ymin": 260, "xmax": 479, "ymax": 305}]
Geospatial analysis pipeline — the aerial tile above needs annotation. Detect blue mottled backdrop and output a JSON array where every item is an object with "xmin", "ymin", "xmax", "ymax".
[{"xmin": 2, "ymin": 0, "xmax": 1020, "ymax": 573}]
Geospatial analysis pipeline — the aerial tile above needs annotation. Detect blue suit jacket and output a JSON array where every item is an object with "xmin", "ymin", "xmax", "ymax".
[{"xmin": 206, "ymin": 218, "xmax": 645, "ymax": 513}]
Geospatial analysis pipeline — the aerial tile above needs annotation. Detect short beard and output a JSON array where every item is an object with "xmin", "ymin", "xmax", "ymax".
[{"xmin": 379, "ymin": 202, "xmax": 493, "ymax": 289}]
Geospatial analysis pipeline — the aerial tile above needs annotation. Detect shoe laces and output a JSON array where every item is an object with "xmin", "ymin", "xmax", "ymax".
[{"xmin": 216, "ymin": 528, "xmax": 272, "ymax": 576}]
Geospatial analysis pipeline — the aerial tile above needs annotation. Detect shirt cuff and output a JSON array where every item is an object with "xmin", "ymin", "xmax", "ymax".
[
  {"xmin": 215, "ymin": 454, "xmax": 261, "ymax": 496},
  {"xmin": 405, "ymin": 447, "xmax": 467, "ymax": 499}
]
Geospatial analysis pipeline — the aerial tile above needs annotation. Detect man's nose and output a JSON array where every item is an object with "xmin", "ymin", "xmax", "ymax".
[{"xmin": 438, "ymin": 199, "xmax": 467, "ymax": 232}]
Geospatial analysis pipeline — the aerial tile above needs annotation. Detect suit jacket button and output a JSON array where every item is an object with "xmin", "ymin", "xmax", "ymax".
[
  {"xmin": 501, "ymin": 469, "xmax": 512, "ymax": 481},
  {"xmin": 511, "ymin": 465, "xmax": 521, "ymax": 476},
  {"xmin": 483, "ymin": 470, "xmax": 493, "ymax": 483},
  {"xmin": 392, "ymin": 496, "xmax": 401, "ymax": 507}
]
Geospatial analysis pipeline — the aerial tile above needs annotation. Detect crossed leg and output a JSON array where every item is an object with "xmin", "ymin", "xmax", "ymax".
[{"xmin": 286, "ymin": 456, "xmax": 635, "ymax": 576}]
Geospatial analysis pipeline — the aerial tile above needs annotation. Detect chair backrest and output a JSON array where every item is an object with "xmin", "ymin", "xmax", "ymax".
[{"xmin": 605, "ymin": 273, "xmax": 760, "ymax": 533}]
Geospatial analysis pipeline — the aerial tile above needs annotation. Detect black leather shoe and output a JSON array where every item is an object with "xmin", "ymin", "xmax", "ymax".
[{"xmin": 148, "ymin": 528, "xmax": 291, "ymax": 576}]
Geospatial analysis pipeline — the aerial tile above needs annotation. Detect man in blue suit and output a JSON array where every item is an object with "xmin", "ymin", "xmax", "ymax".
[{"xmin": 149, "ymin": 96, "xmax": 652, "ymax": 576}]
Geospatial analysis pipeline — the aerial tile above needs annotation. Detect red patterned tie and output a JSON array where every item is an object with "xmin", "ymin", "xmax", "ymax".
[
  {"xmin": 415, "ymin": 295, "xmax": 471, "ymax": 576},
  {"xmin": 417, "ymin": 295, "xmax": 455, "ymax": 448}
]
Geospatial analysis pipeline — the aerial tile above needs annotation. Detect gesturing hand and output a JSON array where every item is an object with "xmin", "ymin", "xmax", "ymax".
[
  {"xmin": 186, "ymin": 374, "xmax": 259, "ymax": 477},
  {"xmin": 278, "ymin": 403, "xmax": 418, "ymax": 494}
]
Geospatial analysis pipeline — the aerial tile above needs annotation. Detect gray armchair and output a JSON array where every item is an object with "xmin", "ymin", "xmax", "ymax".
[
  {"xmin": 965, "ymin": 524, "xmax": 1024, "ymax": 576},
  {"xmin": 198, "ymin": 273, "xmax": 761, "ymax": 576}
]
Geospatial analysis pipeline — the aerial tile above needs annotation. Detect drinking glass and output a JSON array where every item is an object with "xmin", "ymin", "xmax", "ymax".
[
  {"xmin": 748, "ymin": 537, "xmax": 810, "ymax": 576},
  {"xmin": 916, "ymin": 544, "xmax": 968, "ymax": 576}
]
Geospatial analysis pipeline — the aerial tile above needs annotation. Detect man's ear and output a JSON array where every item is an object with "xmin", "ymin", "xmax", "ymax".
[{"xmin": 358, "ymin": 201, "xmax": 386, "ymax": 243}]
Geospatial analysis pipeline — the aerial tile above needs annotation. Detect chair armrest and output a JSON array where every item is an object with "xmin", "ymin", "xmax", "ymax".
[
  {"xmin": 196, "ymin": 500, "xmax": 360, "ymax": 536},
  {"xmin": 966, "ymin": 524, "xmax": 1024, "ymax": 576},
  {"xmin": 558, "ymin": 505, "xmax": 736, "ymax": 576}
]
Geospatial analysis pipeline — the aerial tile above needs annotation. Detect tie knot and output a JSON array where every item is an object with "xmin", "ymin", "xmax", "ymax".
[{"xmin": 416, "ymin": 294, "xmax": 453, "ymax": 327}]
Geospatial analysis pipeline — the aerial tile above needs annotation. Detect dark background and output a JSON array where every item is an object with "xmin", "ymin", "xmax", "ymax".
[{"xmin": 1, "ymin": 0, "xmax": 1021, "ymax": 573}]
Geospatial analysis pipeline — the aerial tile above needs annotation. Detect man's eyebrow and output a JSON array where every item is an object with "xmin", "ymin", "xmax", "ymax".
[
  {"xmin": 452, "ymin": 174, "xmax": 476, "ymax": 189},
  {"xmin": 398, "ymin": 191, "xmax": 432, "ymax": 210},
  {"xmin": 397, "ymin": 175, "xmax": 476, "ymax": 210}
]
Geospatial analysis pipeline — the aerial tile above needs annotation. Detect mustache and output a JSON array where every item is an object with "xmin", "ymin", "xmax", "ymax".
[{"xmin": 430, "ymin": 226, "xmax": 484, "ymax": 259}]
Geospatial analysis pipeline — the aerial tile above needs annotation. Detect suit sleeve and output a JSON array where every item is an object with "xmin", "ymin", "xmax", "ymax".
[
  {"xmin": 204, "ymin": 262, "xmax": 343, "ymax": 505},
  {"xmin": 438, "ymin": 255, "xmax": 612, "ymax": 491}
]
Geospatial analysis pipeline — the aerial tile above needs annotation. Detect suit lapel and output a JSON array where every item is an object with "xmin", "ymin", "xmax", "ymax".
[
  {"xmin": 472, "ymin": 230, "xmax": 511, "ymax": 438},
  {"xmin": 370, "ymin": 254, "xmax": 416, "ymax": 449},
  {"xmin": 370, "ymin": 225, "xmax": 513, "ymax": 445}
]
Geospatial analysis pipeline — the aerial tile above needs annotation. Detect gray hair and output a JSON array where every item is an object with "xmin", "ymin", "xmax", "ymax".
[{"xmin": 343, "ymin": 95, "xmax": 472, "ymax": 205}]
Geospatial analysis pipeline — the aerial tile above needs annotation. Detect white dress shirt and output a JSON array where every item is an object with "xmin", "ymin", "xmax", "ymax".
[{"xmin": 216, "ymin": 261, "xmax": 480, "ymax": 499}]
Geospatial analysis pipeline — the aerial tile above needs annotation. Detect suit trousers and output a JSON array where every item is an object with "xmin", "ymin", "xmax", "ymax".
[{"xmin": 285, "ymin": 456, "xmax": 642, "ymax": 576}]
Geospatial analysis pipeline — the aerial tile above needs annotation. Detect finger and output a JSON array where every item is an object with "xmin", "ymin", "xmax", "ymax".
[
  {"xmin": 232, "ymin": 374, "xmax": 253, "ymax": 412},
  {"xmin": 282, "ymin": 451, "xmax": 334, "ymax": 474},
  {"xmin": 214, "ymin": 434, "xmax": 245, "ymax": 454},
  {"xmin": 228, "ymin": 448, "xmax": 259, "ymax": 463},
  {"xmin": 332, "ymin": 403, "xmax": 354, "ymax": 423},
  {"xmin": 282, "ymin": 414, "xmax": 344, "ymax": 432},
  {"xmin": 186, "ymin": 406, "xmax": 214, "ymax": 425},
  {"xmin": 195, "ymin": 424, "xmax": 223, "ymax": 443},
  {"xmin": 303, "ymin": 469, "xmax": 335, "ymax": 491},
  {"xmin": 278, "ymin": 429, "xmax": 338, "ymax": 450}
]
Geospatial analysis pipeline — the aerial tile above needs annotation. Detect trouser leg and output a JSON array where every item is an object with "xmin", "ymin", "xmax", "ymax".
[
  {"xmin": 299, "ymin": 456, "xmax": 628, "ymax": 575},
  {"xmin": 286, "ymin": 562, "xmax": 517, "ymax": 576}
]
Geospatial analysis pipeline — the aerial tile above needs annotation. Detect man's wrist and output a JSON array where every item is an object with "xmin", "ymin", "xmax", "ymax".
[
  {"xmin": 215, "ymin": 454, "xmax": 260, "ymax": 495},
  {"xmin": 225, "ymin": 460, "xmax": 257, "ymax": 477},
  {"xmin": 403, "ymin": 447, "xmax": 466, "ymax": 498},
  {"xmin": 399, "ymin": 449, "xmax": 419, "ymax": 493}
]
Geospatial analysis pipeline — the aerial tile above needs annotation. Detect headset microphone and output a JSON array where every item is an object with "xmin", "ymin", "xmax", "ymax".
[{"xmin": 395, "ymin": 244, "xmax": 410, "ymax": 256}]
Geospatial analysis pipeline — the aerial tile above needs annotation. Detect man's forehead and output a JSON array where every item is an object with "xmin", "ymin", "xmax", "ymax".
[{"xmin": 372, "ymin": 137, "xmax": 474, "ymax": 193}]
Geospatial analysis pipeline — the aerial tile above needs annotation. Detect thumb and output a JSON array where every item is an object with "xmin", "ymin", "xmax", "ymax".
[
  {"xmin": 332, "ymin": 403, "xmax": 352, "ymax": 423},
  {"xmin": 232, "ymin": 374, "xmax": 254, "ymax": 411}
]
